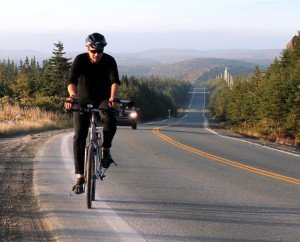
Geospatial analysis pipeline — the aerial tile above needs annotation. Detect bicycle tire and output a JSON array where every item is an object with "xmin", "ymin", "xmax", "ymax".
[
  {"xmin": 86, "ymin": 144, "xmax": 94, "ymax": 209},
  {"xmin": 92, "ymin": 151, "xmax": 96, "ymax": 201}
]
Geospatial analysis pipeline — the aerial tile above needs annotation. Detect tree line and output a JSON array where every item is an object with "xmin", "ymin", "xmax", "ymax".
[
  {"xmin": 0, "ymin": 42, "xmax": 190, "ymax": 120},
  {"xmin": 207, "ymin": 32, "xmax": 300, "ymax": 139},
  {"xmin": 0, "ymin": 42, "xmax": 71, "ymax": 111},
  {"xmin": 119, "ymin": 75, "xmax": 190, "ymax": 120}
]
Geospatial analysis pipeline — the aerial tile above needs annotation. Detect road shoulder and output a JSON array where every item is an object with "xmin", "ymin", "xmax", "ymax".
[
  {"xmin": 0, "ymin": 129, "xmax": 69, "ymax": 241},
  {"xmin": 207, "ymin": 117, "xmax": 299, "ymax": 155}
]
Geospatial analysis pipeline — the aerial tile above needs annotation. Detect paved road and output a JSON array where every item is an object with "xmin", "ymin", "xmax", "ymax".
[{"xmin": 35, "ymin": 87, "xmax": 300, "ymax": 241}]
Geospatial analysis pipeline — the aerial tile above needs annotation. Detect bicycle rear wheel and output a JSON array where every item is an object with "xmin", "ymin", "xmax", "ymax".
[{"xmin": 86, "ymin": 144, "xmax": 95, "ymax": 209}]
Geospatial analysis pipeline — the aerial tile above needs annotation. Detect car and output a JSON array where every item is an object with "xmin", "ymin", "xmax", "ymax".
[{"xmin": 116, "ymin": 100, "xmax": 138, "ymax": 129}]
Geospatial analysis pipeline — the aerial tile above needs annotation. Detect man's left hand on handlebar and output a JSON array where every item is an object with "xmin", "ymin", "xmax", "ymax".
[
  {"xmin": 64, "ymin": 95, "xmax": 77, "ymax": 110},
  {"xmin": 108, "ymin": 97, "xmax": 120, "ymax": 109}
]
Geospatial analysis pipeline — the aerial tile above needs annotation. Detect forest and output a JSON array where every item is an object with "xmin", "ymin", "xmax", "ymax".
[{"xmin": 207, "ymin": 32, "xmax": 300, "ymax": 144}]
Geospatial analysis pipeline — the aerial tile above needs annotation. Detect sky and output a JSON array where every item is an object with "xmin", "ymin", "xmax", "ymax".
[{"xmin": 0, "ymin": 0, "xmax": 299, "ymax": 54}]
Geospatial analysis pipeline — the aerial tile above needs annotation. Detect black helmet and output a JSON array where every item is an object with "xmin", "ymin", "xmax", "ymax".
[{"xmin": 85, "ymin": 33, "xmax": 107, "ymax": 50}]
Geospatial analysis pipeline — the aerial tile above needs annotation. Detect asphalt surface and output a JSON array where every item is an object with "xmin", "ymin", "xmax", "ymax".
[{"xmin": 34, "ymin": 87, "xmax": 300, "ymax": 241}]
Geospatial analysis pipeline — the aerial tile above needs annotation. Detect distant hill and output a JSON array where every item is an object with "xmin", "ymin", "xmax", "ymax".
[
  {"xmin": 116, "ymin": 48, "xmax": 281, "ymax": 82},
  {"xmin": 1, "ymin": 48, "xmax": 281, "ymax": 65},
  {"xmin": 123, "ymin": 48, "xmax": 282, "ymax": 64},
  {"xmin": 119, "ymin": 57, "xmax": 265, "ymax": 82}
]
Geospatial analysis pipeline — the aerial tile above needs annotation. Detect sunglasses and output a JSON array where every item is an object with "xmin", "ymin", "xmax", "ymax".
[{"xmin": 89, "ymin": 49, "xmax": 103, "ymax": 54}]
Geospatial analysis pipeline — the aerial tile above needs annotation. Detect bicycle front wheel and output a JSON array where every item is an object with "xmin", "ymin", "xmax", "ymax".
[
  {"xmin": 92, "ymin": 152, "xmax": 96, "ymax": 201},
  {"xmin": 86, "ymin": 144, "xmax": 95, "ymax": 209}
]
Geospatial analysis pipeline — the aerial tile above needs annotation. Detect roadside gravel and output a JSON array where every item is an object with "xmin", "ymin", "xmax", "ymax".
[{"xmin": 0, "ymin": 130, "xmax": 68, "ymax": 241}]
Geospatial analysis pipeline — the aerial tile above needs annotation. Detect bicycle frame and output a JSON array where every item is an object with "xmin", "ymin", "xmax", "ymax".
[{"xmin": 85, "ymin": 104, "xmax": 104, "ymax": 180}]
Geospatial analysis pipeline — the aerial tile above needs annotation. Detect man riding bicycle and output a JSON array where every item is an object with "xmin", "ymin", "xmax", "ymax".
[{"xmin": 65, "ymin": 32, "xmax": 120, "ymax": 194}]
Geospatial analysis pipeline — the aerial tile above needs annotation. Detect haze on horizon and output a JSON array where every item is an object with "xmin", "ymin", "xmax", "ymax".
[{"xmin": 0, "ymin": 0, "xmax": 299, "ymax": 54}]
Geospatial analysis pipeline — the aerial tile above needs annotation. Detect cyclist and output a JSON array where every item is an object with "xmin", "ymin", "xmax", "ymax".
[{"xmin": 65, "ymin": 32, "xmax": 120, "ymax": 194}]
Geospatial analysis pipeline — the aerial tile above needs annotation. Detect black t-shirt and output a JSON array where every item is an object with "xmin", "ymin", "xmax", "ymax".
[{"xmin": 67, "ymin": 52, "xmax": 120, "ymax": 105}]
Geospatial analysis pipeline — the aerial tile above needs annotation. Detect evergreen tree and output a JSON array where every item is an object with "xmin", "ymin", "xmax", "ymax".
[
  {"xmin": 0, "ymin": 59, "xmax": 17, "ymax": 97},
  {"xmin": 41, "ymin": 42, "xmax": 71, "ymax": 97}
]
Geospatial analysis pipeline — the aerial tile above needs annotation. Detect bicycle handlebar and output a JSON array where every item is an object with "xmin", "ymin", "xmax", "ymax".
[
  {"xmin": 64, "ymin": 97, "xmax": 121, "ymax": 115},
  {"xmin": 67, "ymin": 107, "xmax": 106, "ymax": 113},
  {"xmin": 65, "ymin": 98, "xmax": 121, "ymax": 105}
]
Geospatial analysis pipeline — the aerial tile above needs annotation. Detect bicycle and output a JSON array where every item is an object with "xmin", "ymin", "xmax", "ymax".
[{"xmin": 69, "ymin": 103, "xmax": 117, "ymax": 209}]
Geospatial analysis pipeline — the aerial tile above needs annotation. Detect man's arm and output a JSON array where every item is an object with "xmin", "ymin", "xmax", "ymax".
[
  {"xmin": 110, "ymin": 83, "xmax": 119, "ymax": 100},
  {"xmin": 68, "ymin": 83, "xmax": 77, "ymax": 97},
  {"xmin": 65, "ymin": 84, "xmax": 77, "ymax": 110},
  {"xmin": 109, "ymin": 83, "xmax": 120, "ymax": 108}
]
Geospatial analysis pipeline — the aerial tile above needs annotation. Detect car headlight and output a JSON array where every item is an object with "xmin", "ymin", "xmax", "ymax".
[{"xmin": 129, "ymin": 112, "xmax": 137, "ymax": 118}]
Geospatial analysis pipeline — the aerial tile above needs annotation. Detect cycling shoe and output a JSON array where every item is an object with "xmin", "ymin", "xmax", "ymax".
[
  {"xmin": 101, "ymin": 150, "xmax": 115, "ymax": 169},
  {"xmin": 72, "ymin": 178, "xmax": 85, "ymax": 194}
]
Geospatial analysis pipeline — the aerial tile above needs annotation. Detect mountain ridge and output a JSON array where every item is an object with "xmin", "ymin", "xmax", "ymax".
[
  {"xmin": 124, "ymin": 48, "xmax": 281, "ymax": 64},
  {"xmin": 0, "ymin": 48, "xmax": 281, "ymax": 65},
  {"xmin": 119, "ymin": 57, "xmax": 262, "ymax": 82}
]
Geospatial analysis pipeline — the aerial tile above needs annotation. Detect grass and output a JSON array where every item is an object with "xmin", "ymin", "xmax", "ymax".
[
  {"xmin": 230, "ymin": 124, "xmax": 299, "ymax": 147},
  {"xmin": 0, "ymin": 104, "xmax": 72, "ymax": 136}
]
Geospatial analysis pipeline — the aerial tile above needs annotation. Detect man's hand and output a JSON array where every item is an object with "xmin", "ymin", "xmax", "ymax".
[
  {"xmin": 108, "ymin": 97, "xmax": 120, "ymax": 109},
  {"xmin": 64, "ymin": 96, "xmax": 77, "ymax": 110}
]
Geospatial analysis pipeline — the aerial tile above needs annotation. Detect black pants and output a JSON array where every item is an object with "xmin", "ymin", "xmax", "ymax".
[{"xmin": 73, "ymin": 100, "xmax": 117, "ymax": 174}]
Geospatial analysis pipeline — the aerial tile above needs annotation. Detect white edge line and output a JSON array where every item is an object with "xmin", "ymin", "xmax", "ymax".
[{"xmin": 204, "ymin": 126, "xmax": 300, "ymax": 157}]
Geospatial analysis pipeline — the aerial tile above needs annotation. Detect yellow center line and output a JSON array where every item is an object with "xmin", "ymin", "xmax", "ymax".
[{"xmin": 152, "ymin": 126, "xmax": 300, "ymax": 186}]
